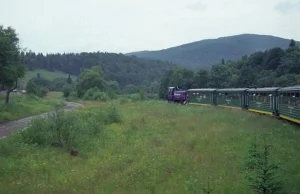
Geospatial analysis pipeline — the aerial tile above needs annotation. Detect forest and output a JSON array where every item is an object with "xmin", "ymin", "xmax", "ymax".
[
  {"xmin": 20, "ymin": 51, "xmax": 175, "ymax": 87},
  {"xmin": 158, "ymin": 39, "xmax": 300, "ymax": 98}
]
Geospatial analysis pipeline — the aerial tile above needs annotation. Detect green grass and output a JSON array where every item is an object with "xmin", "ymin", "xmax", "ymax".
[
  {"xmin": 0, "ymin": 100, "xmax": 300, "ymax": 193},
  {"xmin": 19, "ymin": 69, "xmax": 77, "ymax": 89},
  {"xmin": 0, "ymin": 92, "xmax": 64, "ymax": 122}
]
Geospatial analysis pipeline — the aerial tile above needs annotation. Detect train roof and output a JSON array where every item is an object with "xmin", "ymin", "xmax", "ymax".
[
  {"xmin": 247, "ymin": 87, "xmax": 280, "ymax": 92},
  {"xmin": 188, "ymin": 88, "xmax": 216, "ymax": 92},
  {"xmin": 278, "ymin": 85, "xmax": 300, "ymax": 91},
  {"xmin": 216, "ymin": 88, "xmax": 248, "ymax": 92}
]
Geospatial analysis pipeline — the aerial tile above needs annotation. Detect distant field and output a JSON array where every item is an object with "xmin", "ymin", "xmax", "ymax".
[
  {"xmin": 19, "ymin": 69, "xmax": 77, "ymax": 89},
  {"xmin": 0, "ymin": 100, "xmax": 300, "ymax": 193}
]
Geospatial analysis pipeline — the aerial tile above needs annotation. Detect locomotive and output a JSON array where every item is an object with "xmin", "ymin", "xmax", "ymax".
[
  {"xmin": 167, "ymin": 86, "xmax": 300, "ymax": 125},
  {"xmin": 167, "ymin": 87, "xmax": 188, "ymax": 104}
]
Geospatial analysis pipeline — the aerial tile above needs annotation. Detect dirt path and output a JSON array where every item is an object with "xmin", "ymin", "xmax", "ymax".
[{"xmin": 0, "ymin": 101, "xmax": 84, "ymax": 139}]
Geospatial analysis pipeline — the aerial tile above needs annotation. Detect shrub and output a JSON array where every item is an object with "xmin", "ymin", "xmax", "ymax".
[
  {"xmin": 120, "ymin": 98, "xmax": 129, "ymax": 104},
  {"xmin": 21, "ymin": 118, "xmax": 52, "ymax": 146},
  {"xmin": 92, "ymin": 91, "xmax": 109, "ymax": 101},
  {"xmin": 26, "ymin": 79, "xmax": 39, "ymax": 96},
  {"xmin": 83, "ymin": 87, "xmax": 109, "ymax": 101},
  {"xmin": 105, "ymin": 105, "xmax": 122, "ymax": 124},
  {"xmin": 139, "ymin": 87, "xmax": 146, "ymax": 101},
  {"xmin": 39, "ymin": 87, "xmax": 49, "ymax": 97},
  {"xmin": 62, "ymin": 84, "xmax": 74, "ymax": 97},
  {"xmin": 20, "ymin": 108, "xmax": 81, "ymax": 149}
]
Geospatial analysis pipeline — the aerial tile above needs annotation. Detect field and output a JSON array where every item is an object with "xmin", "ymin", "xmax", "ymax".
[
  {"xmin": 0, "ymin": 92, "xmax": 64, "ymax": 123},
  {"xmin": 19, "ymin": 69, "xmax": 77, "ymax": 89},
  {"xmin": 0, "ymin": 100, "xmax": 300, "ymax": 193}
]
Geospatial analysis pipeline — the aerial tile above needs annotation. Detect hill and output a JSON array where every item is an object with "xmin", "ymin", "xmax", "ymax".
[
  {"xmin": 21, "ymin": 52, "xmax": 175, "ymax": 88},
  {"xmin": 19, "ymin": 69, "xmax": 77, "ymax": 89},
  {"xmin": 126, "ymin": 34, "xmax": 297, "ymax": 69}
]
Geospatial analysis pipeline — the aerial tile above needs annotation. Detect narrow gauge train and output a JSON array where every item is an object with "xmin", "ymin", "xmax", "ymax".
[{"xmin": 167, "ymin": 86, "xmax": 300, "ymax": 124}]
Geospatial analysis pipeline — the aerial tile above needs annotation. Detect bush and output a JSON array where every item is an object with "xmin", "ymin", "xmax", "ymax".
[
  {"xmin": 83, "ymin": 87, "xmax": 109, "ymax": 101},
  {"xmin": 21, "ymin": 118, "xmax": 52, "ymax": 146},
  {"xmin": 20, "ymin": 109, "xmax": 81, "ymax": 149},
  {"xmin": 62, "ymin": 84, "xmax": 74, "ymax": 97},
  {"xmin": 39, "ymin": 87, "xmax": 49, "ymax": 97},
  {"xmin": 105, "ymin": 105, "xmax": 122, "ymax": 124},
  {"xmin": 120, "ymin": 98, "xmax": 129, "ymax": 104}
]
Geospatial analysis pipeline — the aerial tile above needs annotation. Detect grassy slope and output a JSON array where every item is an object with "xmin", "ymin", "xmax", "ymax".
[
  {"xmin": 19, "ymin": 69, "xmax": 77, "ymax": 89},
  {"xmin": 0, "ymin": 100, "xmax": 300, "ymax": 193},
  {"xmin": 0, "ymin": 92, "xmax": 64, "ymax": 123}
]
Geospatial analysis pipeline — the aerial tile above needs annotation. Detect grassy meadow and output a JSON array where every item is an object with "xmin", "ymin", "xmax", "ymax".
[
  {"xmin": 0, "ymin": 100, "xmax": 300, "ymax": 193},
  {"xmin": 0, "ymin": 92, "xmax": 64, "ymax": 123},
  {"xmin": 19, "ymin": 69, "xmax": 77, "ymax": 89}
]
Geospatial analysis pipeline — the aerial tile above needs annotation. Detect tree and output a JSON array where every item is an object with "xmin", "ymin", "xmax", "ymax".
[
  {"xmin": 208, "ymin": 64, "xmax": 231, "ymax": 88},
  {"xmin": 66, "ymin": 74, "xmax": 72, "ymax": 84},
  {"xmin": 276, "ymin": 46, "xmax": 300, "ymax": 76},
  {"xmin": 244, "ymin": 134, "xmax": 283, "ymax": 194},
  {"xmin": 246, "ymin": 51, "xmax": 266, "ymax": 69},
  {"xmin": 263, "ymin": 48, "xmax": 284, "ymax": 70},
  {"xmin": 289, "ymin": 39, "xmax": 296, "ymax": 48},
  {"xmin": 26, "ymin": 79, "xmax": 39, "ymax": 95},
  {"xmin": 274, "ymin": 74, "xmax": 299, "ymax": 87},
  {"xmin": 76, "ymin": 66, "xmax": 104, "ymax": 97},
  {"xmin": 0, "ymin": 25, "xmax": 26, "ymax": 104},
  {"xmin": 221, "ymin": 58, "xmax": 225, "ymax": 65},
  {"xmin": 191, "ymin": 69, "xmax": 208, "ymax": 88}
]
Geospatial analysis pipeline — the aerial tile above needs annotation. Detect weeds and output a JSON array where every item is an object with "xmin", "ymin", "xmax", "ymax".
[{"xmin": 0, "ymin": 101, "xmax": 299, "ymax": 193}]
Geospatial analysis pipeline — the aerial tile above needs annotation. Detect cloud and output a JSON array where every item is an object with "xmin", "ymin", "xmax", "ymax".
[
  {"xmin": 186, "ymin": 1, "xmax": 207, "ymax": 11},
  {"xmin": 275, "ymin": 0, "xmax": 300, "ymax": 13}
]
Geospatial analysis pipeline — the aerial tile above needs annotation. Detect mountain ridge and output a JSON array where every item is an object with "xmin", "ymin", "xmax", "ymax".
[{"xmin": 126, "ymin": 34, "xmax": 298, "ymax": 69}]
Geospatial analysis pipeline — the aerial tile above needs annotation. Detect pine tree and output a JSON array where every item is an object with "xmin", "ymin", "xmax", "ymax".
[
  {"xmin": 67, "ymin": 74, "xmax": 72, "ymax": 84},
  {"xmin": 244, "ymin": 134, "xmax": 283, "ymax": 194},
  {"xmin": 289, "ymin": 39, "xmax": 296, "ymax": 48}
]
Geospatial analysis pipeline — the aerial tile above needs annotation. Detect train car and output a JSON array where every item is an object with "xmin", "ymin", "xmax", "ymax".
[
  {"xmin": 216, "ymin": 88, "xmax": 249, "ymax": 109},
  {"xmin": 277, "ymin": 86, "xmax": 300, "ymax": 124},
  {"xmin": 187, "ymin": 88, "xmax": 216, "ymax": 106},
  {"xmin": 246, "ymin": 87, "xmax": 279, "ymax": 116}
]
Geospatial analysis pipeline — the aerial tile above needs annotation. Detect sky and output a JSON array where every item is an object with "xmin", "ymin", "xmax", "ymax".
[{"xmin": 0, "ymin": 0, "xmax": 299, "ymax": 54}]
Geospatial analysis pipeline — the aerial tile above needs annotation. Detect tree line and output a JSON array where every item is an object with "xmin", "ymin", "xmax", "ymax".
[
  {"xmin": 20, "ymin": 51, "xmax": 175, "ymax": 87},
  {"xmin": 159, "ymin": 40, "xmax": 300, "ymax": 99}
]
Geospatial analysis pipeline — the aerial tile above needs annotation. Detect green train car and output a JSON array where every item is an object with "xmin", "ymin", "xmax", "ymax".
[
  {"xmin": 187, "ymin": 89, "xmax": 216, "ymax": 106},
  {"xmin": 216, "ymin": 88, "xmax": 248, "ymax": 109},
  {"xmin": 181, "ymin": 85, "xmax": 300, "ymax": 125},
  {"xmin": 246, "ymin": 87, "xmax": 279, "ymax": 116},
  {"xmin": 278, "ymin": 86, "xmax": 300, "ymax": 124}
]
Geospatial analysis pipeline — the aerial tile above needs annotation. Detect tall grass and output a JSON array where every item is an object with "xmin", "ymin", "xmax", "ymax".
[
  {"xmin": 0, "ymin": 101, "xmax": 300, "ymax": 193},
  {"xmin": 0, "ymin": 93, "xmax": 64, "ymax": 122}
]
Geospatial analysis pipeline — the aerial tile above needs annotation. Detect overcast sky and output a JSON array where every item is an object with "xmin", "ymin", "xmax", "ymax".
[{"xmin": 0, "ymin": 0, "xmax": 299, "ymax": 54}]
